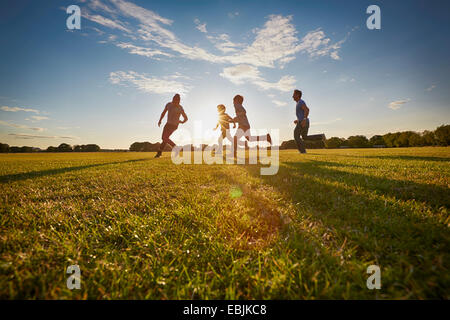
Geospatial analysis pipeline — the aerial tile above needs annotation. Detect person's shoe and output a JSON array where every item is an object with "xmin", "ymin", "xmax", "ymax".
[
  {"xmin": 267, "ymin": 133, "xmax": 272, "ymax": 145},
  {"xmin": 154, "ymin": 151, "xmax": 162, "ymax": 158}
]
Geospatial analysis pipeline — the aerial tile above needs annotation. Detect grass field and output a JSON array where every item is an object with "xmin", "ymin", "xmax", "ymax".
[{"xmin": 0, "ymin": 147, "xmax": 449, "ymax": 299}]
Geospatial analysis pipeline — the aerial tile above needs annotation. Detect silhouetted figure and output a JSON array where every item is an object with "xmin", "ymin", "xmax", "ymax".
[
  {"xmin": 232, "ymin": 95, "xmax": 272, "ymax": 157},
  {"xmin": 292, "ymin": 89, "xmax": 325, "ymax": 154},
  {"xmin": 155, "ymin": 93, "xmax": 188, "ymax": 158},
  {"xmin": 213, "ymin": 104, "xmax": 236, "ymax": 153}
]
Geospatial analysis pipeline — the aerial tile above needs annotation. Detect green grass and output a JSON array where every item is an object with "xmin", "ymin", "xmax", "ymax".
[{"xmin": 0, "ymin": 147, "xmax": 449, "ymax": 299}]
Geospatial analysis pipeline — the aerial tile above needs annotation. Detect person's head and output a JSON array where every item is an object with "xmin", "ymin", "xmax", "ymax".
[
  {"xmin": 233, "ymin": 94, "xmax": 244, "ymax": 105},
  {"xmin": 292, "ymin": 89, "xmax": 302, "ymax": 102},
  {"xmin": 217, "ymin": 104, "xmax": 226, "ymax": 113},
  {"xmin": 172, "ymin": 93, "xmax": 181, "ymax": 105}
]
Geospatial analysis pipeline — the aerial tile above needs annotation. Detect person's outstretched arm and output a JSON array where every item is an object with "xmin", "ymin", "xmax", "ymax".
[
  {"xmin": 158, "ymin": 105, "xmax": 168, "ymax": 127},
  {"xmin": 180, "ymin": 109, "xmax": 188, "ymax": 124},
  {"xmin": 213, "ymin": 122, "xmax": 219, "ymax": 130}
]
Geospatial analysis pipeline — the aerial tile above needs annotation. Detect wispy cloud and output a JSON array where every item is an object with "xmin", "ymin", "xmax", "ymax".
[
  {"xmin": 109, "ymin": 70, "xmax": 191, "ymax": 95},
  {"xmin": 82, "ymin": 12, "xmax": 132, "ymax": 33},
  {"xmin": 220, "ymin": 64, "xmax": 296, "ymax": 92},
  {"xmin": 0, "ymin": 120, "xmax": 45, "ymax": 131},
  {"xmin": 206, "ymin": 33, "xmax": 243, "ymax": 53},
  {"xmin": 312, "ymin": 118, "xmax": 343, "ymax": 125},
  {"xmin": 8, "ymin": 133, "xmax": 77, "ymax": 139},
  {"xmin": 426, "ymin": 84, "xmax": 436, "ymax": 92},
  {"xmin": 272, "ymin": 100, "xmax": 287, "ymax": 107},
  {"xmin": 115, "ymin": 42, "xmax": 173, "ymax": 58},
  {"xmin": 26, "ymin": 116, "xmax": 49, "ymax": 122},
  {"xmin": 81, "ymin": 1, "xmax": 345, "ymax": 68},
  {"xmin": 228, "ymin": 12, "xmax": 239, "ymax": 19},
  {"xmin": 194, "ymin": 18, "xmax": 207, "ymax": 33},
  {"xmin": 388, "ymin": 99, "xmax": 410, "ymax": 110},
  {"xmin": 1, "ymin": 106, "xmax": 40, "ymax": 113},
  {"xmin": 297, "ymin": 28, "xmax": 345, "ymax": 60}
]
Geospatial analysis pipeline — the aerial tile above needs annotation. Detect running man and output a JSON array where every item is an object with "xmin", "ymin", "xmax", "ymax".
[
  {"xmin": 232, "ymin": 95, "xmax": 272, "ymax": 156},
  {"xmin": 292, "ymin": 89, "xmax": 325, "ymax": 154},
  {"xmin": 155, "ymin": 93, "xmax": 188, "ymax": 158}
]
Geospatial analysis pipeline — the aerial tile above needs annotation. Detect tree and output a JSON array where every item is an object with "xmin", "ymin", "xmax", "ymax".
[
  {"xmin": 0, "ymin": 143, "xmax": 9, "ymax": 153},
  {"xmin": 397, "ymin": 131, "xmax": 413, "ymax": 147},
  {"xmin": 58, "ymin": 143, "xmax": 73, "ymax": 152},
  {"xmin": 46, "ymin": 146, "xmax": 58, "ymax": 152},
  {"xmin": 347, "ymin": 135, "xmax": 369, "ymax": 148},
  {"xmin": 369, "ymin": 135, "xmax": 385, "ymax": 146},
  {"xmin": 82, "ymin": 144, "xmax": 100, "ymax": 152},
  {"xmin": 408, "ymin": 132, "xmax": 424, "ymax": 146},
  {"xmin": 383, "ymin": 132, "xmax": 401, "ymax": 147},
  {"xmin": 73, "ymin": 145, "xmax": 82, "ymax": 152},
  {"xmin": 422, "ymin": 130, "xmax": 436, "ymax": 146},
  {"xmin": 20, "ymin": 146, "xmax": 33, "ymax": 153},
  {"xmin": 434, "ymin": 124, "xmax": 450, "ymax": 146},
  {"xmin": 326, "ymin": 137, "xmax": 345, "ymax": 148}
]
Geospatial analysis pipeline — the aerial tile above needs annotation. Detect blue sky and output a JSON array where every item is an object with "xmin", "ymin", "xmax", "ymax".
[{"xmin": 0, "ymin": 0, "xmax": 449, "ymax": 149}]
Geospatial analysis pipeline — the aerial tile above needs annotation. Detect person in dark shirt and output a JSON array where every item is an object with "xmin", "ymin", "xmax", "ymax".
[{"xmin": 292, "ymin": 89, "xmax": 325, "ymax": 154}]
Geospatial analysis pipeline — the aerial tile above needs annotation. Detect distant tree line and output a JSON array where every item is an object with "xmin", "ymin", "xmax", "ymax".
[
  {"xmin": 1, "ymin": 124, "xmax": 448, "ymax": 153},
  {"xmin": 0, "ymin": 143, "xmax": 101, "ymax": 153},
  {"xmin": 323, "ymin": 124, "xmax": 449, "ymax": 149}
]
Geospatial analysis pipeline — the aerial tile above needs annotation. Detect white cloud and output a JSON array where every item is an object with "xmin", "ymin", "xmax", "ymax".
[
  {"xmin": 0, "ymin": 120, "xmax": 45, "ymax": 131},
  {"xmin": 272, "ymin": 100, "xmax": 287, "ymax": 107},
  {"xmin": 1, "ymin": 106, "xmax": 40, "ymax": 113},
  {"xmin": 426, "ymin": 84, "xmax": 436, "ymax": 92},
  {"xmin": 109, "ymin": 71, "xmax": 191, "ymax": 95},
  {"xmin": 115, "ymin": 42, "xmax": 172, "ymax": 58},
  {"xmin": 297, "ymin": 28, "xmax": 345, "ymax": 60},
  {"xmin": 8, "ymin": 133, "xmax": 77, "ymax": 139},
  {"xmin": 388, "ymin": 99, "xmax": 410, "ymax": 110},
  {"xmin": 228, "ymin": 12, "xmax": 239, "ymax": 19},
  {"xmin": 312, "ymin": 118, "xmax": 342, "ymax": 125},
  {"xmin": 219, "ymin": 64, "xmax": 261, "ymax": 85},
  {"xmin": 207, "ymin": 34, "xmax": 243, "ymax": 53},
  {"xmin": 27, "ymin": 116, "xmax": 49, "ymax": 121},
  {"xmin": 220, "ymin": 64, "xmax": 296, "ymax": 92},
  {"xmin": 82, "ymin": 2, "xmax": 344, "ymax": 68},
  {"xmin": 194, "ymin": 18, "xmax": 207, "ymax": 33},
  {"xmin": 82, "ymin": 12, "xmax": 132, "ymax": 33},
  {"xmin": 253, "ymin": 75, "xmax": 296, "ymax": 92}
]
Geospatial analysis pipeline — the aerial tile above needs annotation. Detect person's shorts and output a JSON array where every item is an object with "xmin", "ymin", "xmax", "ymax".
[{"xmin": 162, "ymin": 123, "xmax": 178, "ymax": 140}]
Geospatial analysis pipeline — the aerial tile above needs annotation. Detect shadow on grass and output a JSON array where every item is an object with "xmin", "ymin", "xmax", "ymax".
[
  {"xmin": 0, "ymin": 158, "xmax": 150, "ymax": 183},
  {"xmin": 283, "ymin": 160, "xmax": 449, "ymax": 209},
  {"xmin": 233, "ymin": 160, "xmax": 449, "ymax": 298},
  {"xmin": 307, "ymin": 153, "xmax": 450, "ymax": 162}
]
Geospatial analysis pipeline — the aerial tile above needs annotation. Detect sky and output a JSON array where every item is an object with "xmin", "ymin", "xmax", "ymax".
[{"xmin": 0, "ymin": 0, "xmax": 449, "ymax": 149}]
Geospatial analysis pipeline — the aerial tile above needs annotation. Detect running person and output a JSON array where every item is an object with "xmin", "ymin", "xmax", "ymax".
[
  {"xmin": 232, "ymin": 95, "xmax": 272, "ymax": 156},
  {"xmin": 213, "ymin": 104, "xmax": 235, "ymax": 152},
  {"xmin": 292, "ymin": 89, "xmax": 325, "ymax": 154},
  {"xmin": 155, "ymin": 93, "xmax": 188, "ymax": 158}
]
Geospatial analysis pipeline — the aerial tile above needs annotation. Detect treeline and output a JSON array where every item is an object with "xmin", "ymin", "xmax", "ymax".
[
  {"xmin": 0, "ymin": 143, "xmax": 101, "ymax": 153},
  {"xmin": 324, "ymin": 124, "xmax": 449, "ymax": 149}
]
